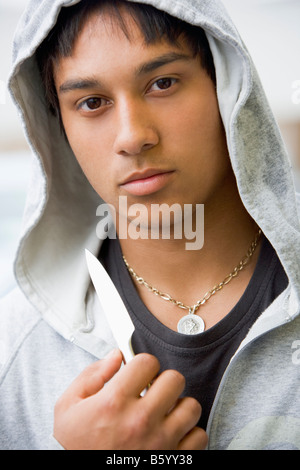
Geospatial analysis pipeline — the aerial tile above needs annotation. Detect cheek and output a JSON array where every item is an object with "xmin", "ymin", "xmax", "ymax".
[
  {"xmin": 185, "ymin": 97, "xmax": 223, "ymax": 145},
  {"xmin": 170, "ymin": 96, "xmax": 230, "ymax": 195},
  {"xmin": 163, "ymin": 88, "xmax": 221, "ymax": 150},
  {"xmin": 192, "ymin": 94, "xmax": 227, "ymax": 160},
  {"xmin": 63, "ymin": 120, "xmax": 116, "ymax": 201}
]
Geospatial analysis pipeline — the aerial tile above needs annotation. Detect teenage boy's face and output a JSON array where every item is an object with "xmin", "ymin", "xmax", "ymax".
[{"xmin": 54, "ymin": 10, "xmax": 231, "ymax": 223}]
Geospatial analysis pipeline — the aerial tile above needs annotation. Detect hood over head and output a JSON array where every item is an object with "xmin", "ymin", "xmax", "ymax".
[{"xmin": 9, "ymin": 0, "xmax": 300, "ymax": 341}]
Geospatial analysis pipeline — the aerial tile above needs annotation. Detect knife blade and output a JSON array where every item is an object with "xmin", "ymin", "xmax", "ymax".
[{"xmin": 85, "ymin": 249, "xmax": 135, "ymax": 364}]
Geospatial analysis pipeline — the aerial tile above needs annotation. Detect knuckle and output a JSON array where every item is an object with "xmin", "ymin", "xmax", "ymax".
[
  {"xmin": 136, "ymin": 353, "xmax": 160, "ymax": 371},
  {"xmin": 82, "ymin": 360, "xmax": 100, "ymax": 376},
  {"xmin": 99, "ymin": 387, "xmax": 124, "ymax": 417},
  {"xmin": 193, "ymin": 427, "xmax": 209, "ymax": 448},
  {"xmin": 147, "ymin": 431, "xmax": 168, "ymax": 450},
  {"xmin": 185, "ymin": 396, "xmax": 202, "ymax": 419},
  {"xmin": 79, "ymin": 361, "xmax": 103, "ymax": 383},
  {"xmin": 165, "ymin": 369, "xmax": 186, "ymax": 387},
  {"xmin": 190, "ymin": 397, "xmax": 202, "ymax": 413},
  {"xmin": 126, "ymin": 409, "xmax": 169, "ymax": 450},
  {"xmin": 120, "ymin": 406, "xmax": 153, "ymax": 447},
  {"xmin": 177, "ymin": 427, "xmax": 208, "ymax": 451},
  {"xmin": 130, "ymin": 406, "xmax": 151, "ymax": 432}
]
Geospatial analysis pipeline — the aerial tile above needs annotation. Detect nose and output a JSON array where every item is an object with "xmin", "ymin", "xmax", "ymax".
[{"xmin": 113, "ymin": 99, "xmax": 159, "ymax": 156}]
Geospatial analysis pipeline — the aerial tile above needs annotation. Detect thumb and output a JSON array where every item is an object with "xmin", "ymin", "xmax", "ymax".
[{"xmin": 65, "ymin": 349, "xmax": 123, "ymax": 401}]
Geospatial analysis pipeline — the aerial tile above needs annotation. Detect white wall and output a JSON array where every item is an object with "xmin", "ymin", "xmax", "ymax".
[
  {"xmin": 0, "ymin": 1, "xmax": 31, "ymax": 296},
  {"xmin": 222, "ymin": 0, "xmax": 300, "ymax": 122},
  {"xmin": 0, "ymin": 1, "xmax": 29, "ymax": 149}
]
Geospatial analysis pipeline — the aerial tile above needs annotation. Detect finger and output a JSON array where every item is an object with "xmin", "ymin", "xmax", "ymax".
[
  {"xmin": 63, "ymin": 349, "xmax": 123, "ymax": 401},
  {"xmin": 106, "ymin": 353, "xmax": 160, "ymax": 397},
  {"xmin": 177, "ymin": 426, "xmax": 208, "ymax": 450},
  {"xmin": 143, "ymin": 369, "xmax": 186, "ymax": 415},
  {"xmin": 165, "ymin": 396, "xmax": 202, "ymax": 441}
]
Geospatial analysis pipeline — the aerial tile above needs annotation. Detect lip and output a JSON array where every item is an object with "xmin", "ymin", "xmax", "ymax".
[{"xmin": 120, "ymin": 169, "xmax": 175, "ymax": 196}]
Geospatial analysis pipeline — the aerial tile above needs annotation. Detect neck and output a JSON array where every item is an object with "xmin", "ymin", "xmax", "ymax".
[
  {"xmin": 115, "ymin": 175, "xmax": 261, "ymax": 330},
  {"xmin": 119, "ymin": 193, "xmax": 258, "ymax": 295}
]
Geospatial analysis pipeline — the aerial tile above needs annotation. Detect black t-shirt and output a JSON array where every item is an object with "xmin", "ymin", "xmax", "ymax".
[{"xmin": 99, "ymin": 236, "xmax": 288, "ymax": 429}]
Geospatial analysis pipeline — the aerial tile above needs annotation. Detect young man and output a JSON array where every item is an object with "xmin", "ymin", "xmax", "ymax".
[{"xmin": 1, "ymin": 0, "xmax": 300, "ymax": 450}]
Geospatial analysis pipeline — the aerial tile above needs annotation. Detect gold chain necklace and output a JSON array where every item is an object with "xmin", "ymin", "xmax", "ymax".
[{"xmin": 123, "ymin": 230, "xmax": 262, "ymax": 335}]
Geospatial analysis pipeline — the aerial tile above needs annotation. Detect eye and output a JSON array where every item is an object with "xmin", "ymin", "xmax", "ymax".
[
  {"xmin": 77, "ymin": 97, "xmax": 110, "ymax": 112},
  {"xmin": 150, "ymin": 77, "xmax": 177, "ymax": 92}
]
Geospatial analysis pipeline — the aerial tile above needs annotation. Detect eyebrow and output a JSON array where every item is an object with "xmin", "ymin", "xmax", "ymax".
[
  {"xmin": 135, "ymin": 51, "xmax": 192, "ymax": 76},
  {"xmin": 59, "ymin": 78, "xmax": 102, "ymax": 94},
  {"xmin": 58, "ymin": 52, "xmax": 192, "ymax": 95}
]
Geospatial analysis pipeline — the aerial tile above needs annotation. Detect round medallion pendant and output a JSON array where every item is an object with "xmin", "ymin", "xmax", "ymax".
[{"xmin": 177, "ymin": 314, "xmax": 205, "ymax": 335}]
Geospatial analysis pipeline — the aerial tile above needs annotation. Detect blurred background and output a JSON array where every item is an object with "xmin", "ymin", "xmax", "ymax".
[{"xmin": 0, "ymin": 0, "xmax": 300, "ymax": 298}]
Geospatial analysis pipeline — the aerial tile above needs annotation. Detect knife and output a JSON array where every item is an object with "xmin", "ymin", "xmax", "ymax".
[{"xmin": 85, "ymin": 249, "xmax": 135, "ymax": 364}]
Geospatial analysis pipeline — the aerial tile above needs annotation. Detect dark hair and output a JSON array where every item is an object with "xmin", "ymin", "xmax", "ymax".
[{"xmin": 36, "ymin": 0, "xmax": 216, "ymax": 121}]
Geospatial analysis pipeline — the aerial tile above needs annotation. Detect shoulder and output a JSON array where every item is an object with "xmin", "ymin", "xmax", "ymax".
[{"xmin": 0, "ymin": 287, "xmax": 41, "ymax": 371}]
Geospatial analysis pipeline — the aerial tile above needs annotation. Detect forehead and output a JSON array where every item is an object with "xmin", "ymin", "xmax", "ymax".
[
  {"xmin": 71, "ymin": 7, "xmax": 190, "ymax": 58},
  {"xmin": 83, "ymin": 7, "xmax": 140, "ymax": 40},
  {"xmin": 76, "ymin": 9, "xmax": 148, "ymax": 53},
  {"xmin": 54, "ymin": 9, "xmax": 194, "ymax": 83}
]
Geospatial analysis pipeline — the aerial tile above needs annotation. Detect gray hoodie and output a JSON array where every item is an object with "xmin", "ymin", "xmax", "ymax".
[{"xmin": 1, "ymin": 0, "xmax": 300, "ymax": 450}]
